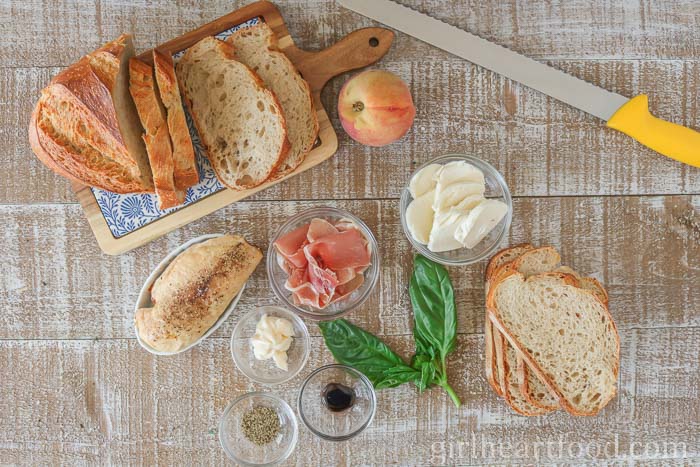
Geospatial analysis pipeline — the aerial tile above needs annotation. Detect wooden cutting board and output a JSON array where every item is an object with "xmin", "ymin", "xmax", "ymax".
[{"xmin": 73, "ymin": 0, "xmax": 394, "ymax": 255}]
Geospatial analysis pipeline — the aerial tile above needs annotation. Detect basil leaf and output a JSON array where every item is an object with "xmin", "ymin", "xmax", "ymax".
[
  {"xmin": 319, "ymin": 319, "xmax": 420, "ymax": 389},
  {"xmin": 411, "ymin": 354, "xmax": 437, "ymax": 393},
  {"xmin": 409, "ymin": 255, "xmax": 457, "ymax": 365}
]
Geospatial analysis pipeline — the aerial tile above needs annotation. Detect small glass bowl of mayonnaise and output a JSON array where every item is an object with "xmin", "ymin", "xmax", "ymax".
[{"xmin": 231, "ymin": 306, "xmax": 310, "ymax": 385}]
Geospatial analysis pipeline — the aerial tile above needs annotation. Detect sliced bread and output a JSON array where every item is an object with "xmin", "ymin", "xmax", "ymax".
[
  {"xmin": 128, "ymin": 58, "xmax": 184, "ymax": 209},
  {"xmin": 29, "ymin": 34, "xmax": 154, "ymax": 193},
  {"xmin": 152, "ymin": 49, "xmax": 199, "ymax": 190},
  {"xmin": 488, "ymin": 271, "xmax": 620, "ymax": 416},
  {"xmin": 494, "ymin": 331, "xmax": 553, "ymax": 416},
  {"xmin": 176, "ymin": 37, "xmax": 290, "ymax": 190},
  {"xmin": 227, "ymin": 23, "xmax": 318, "ymax": 179},
  {"xmin": 484, "ymin": 243, "xmax": 533, "ymax": 397}
]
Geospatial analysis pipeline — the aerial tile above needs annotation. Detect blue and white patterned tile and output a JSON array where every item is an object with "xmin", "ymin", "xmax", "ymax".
[{"xmin": 92, "ymin": 17, "xmax": 260, "ymax": 238}]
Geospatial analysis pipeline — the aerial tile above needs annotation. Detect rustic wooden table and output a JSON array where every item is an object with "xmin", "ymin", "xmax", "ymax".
[{"xmin": 1, "ymin": 0, "xmax": 699, "ymax": 465}]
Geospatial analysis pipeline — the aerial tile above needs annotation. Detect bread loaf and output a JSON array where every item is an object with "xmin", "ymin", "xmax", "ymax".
[
  {"xmin": 153, "ymin": 49, "xmax": 199, "ymax": 190},
  {"xmin": 129, "ymin": 58, "xmax": 184, "ymax": 209},
  {"xmin": 28, "ymin": 35, "xmax": 154, "ymax": 193},
  {"xmin": 227, "ymin": 24, "xmax": 318, "ymax": 179},
  {"xmin": 135, "ymin": 235, "xmax": 262, "ymax": 353},
  {"xmin": 176, "ymin": 37, "xmax": 290, "ymax": 190}
]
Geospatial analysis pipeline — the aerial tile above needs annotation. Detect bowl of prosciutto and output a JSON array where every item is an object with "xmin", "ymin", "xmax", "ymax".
[{"xmin": 267, "ymin": 207, "xmax": 380, "ymax": 320}]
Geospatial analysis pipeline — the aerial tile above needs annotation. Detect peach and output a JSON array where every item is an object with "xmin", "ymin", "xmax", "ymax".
[{"xmin": 338, "ymin": 70, "xmax": 416, "ymax": 147}]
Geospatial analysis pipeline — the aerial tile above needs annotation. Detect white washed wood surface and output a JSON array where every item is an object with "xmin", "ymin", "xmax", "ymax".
[{"xmin": 0, "ymin": 0, "xmax": 699, "ymax": 465}]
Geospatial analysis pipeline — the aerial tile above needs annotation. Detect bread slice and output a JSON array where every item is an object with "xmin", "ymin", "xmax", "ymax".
[
  {"xmin": 153, "ymin": 49, "xmax": 199, "ymax": 190},
  {"xmin": 492, "ymin": 245, "xmax": 561, "ymax": 284},
  {"xmin": 176, "ymin": 37, "xmax": 290, "ymax": 190},
  {"xmin": 484, "ymin": 243, "xmax": 533, "ymax": 397},
  {"xmin": 493, "ymin": 330, "xmax": 553, "ymax": 416},
  {"xmin": 29, "ymin": 35, "xmax": 154, "ymax": 193},
  {"xmin": 129, "ymin": 58, "xmax": 184, "ymax": 209},
  {"xmin": 227, "ymin": 24, "xmax": 318, "ymax": 179},
  {"xmin": 488, "ymin": 271, "xmax": 620, "ymax": 416}
]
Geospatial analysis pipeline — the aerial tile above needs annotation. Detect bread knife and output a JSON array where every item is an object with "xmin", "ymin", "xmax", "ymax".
[{"xmin": 338, "ymin": 0, "xmax": 700, "ymax": 167}]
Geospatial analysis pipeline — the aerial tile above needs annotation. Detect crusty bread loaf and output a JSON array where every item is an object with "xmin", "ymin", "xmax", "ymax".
[
  {"xmin": 176, "ymin": 37, "xmax": 290, "ymax": 190},
  {"xmin": 494, "ymin": 331, "xmax": 553, "ymax": 416},
  {"xmin": 488, "ymin": 271, "xmax": 620, "ymax": 416},
  {"xmin": 129, "ymin": 58, "xmax": 184, "ymax": 209},
  {"xmin": 227, "ymin": 24, "xmax": 318, "ymax": 179},
  {"xmin": 29, "ymin": 35, "xmax": 154, "ymax": 193},
  {"xmin": 135, "ymin": 235, "xmax": 262, "ymax": 353},
  {"xmin": 484, "ymin": 243, "xmax": 533, "ymax": 397},
  {"xmin": 152, "ymin": 49, "xmax": 199, "ymax": 190}
]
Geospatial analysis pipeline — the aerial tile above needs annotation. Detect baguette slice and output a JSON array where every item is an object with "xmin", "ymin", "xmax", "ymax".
[
  {"xmin": 493, "ymin": 330, "xmax": 553, "ymax": 416},
  {"xmin": 488, "ymin": 271, "xmax": 620, "ymax": 416},
  {"xmin": 29, "ymin": 34, "xmax": 154, "ymax": 193},
  {"xmin": 227, "ymin": 24, "xmax": 318, "ymax": 179},
  {"xmin": 153, "ymin": 49, "xmax": 199, "ymax": 190},
  {"xmin": 484, "ymin": 243, "xmax": 534, "ymax": 397},
  {"xmin": 129, "ymin": 58, "xmax": 184, "ymax": 209},
  {"xmin": 176, "ymin": 37, "xmax": 290, "ymax": 190}
]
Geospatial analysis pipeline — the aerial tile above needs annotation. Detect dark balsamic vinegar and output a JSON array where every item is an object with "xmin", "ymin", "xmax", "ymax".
[{"xmin": 322, "ymin": 383, "xmax": 356, "ymax": 412}]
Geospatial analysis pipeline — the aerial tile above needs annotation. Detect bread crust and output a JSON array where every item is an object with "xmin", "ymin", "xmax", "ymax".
[
  {"xmin": 487, "ymin": 271, "xmax": 620, "ymax": 416},
  {"xmin": 176, "ymin": 37, "xmax": 290, "ymax": 190},
  {"xmin": 28, "ymin": 34, "xmax": 154, "ymax": 193},
  {"xmin": 129, "ymin": 57, "xmax": 184, "ymax": 209},
  {"xmin": 153, "ymin": 49, "xmax": 199, "ymax": 190}
]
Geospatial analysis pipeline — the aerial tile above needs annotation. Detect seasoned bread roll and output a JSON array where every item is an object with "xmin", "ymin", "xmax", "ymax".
[
  {"xmin": 135, "ymin": 235, "xmax": 262, "ymax": 353},
  {"xmin": 28, "ymin": 35, "xmax": 154, "ymax": 194}
]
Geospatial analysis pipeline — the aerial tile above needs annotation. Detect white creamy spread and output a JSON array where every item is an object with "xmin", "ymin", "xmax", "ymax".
[
  {"xmin": 406, "ymin": 161, "xmax": 508, "ymax": 252},
  {"xmin": 251, "ymin": 314, "xmax": 294, "ymax": 371}
]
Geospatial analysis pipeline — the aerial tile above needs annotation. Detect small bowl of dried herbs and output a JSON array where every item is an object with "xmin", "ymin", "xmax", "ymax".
[{"xmin": 219, "ymin": 392, "xmax": 298, "ymax": 466}]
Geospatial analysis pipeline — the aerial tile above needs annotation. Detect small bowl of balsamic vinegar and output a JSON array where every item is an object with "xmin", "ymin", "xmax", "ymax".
[{"xmin": 297, "ymin": 364, "xmax": 376, "ymax": 441}]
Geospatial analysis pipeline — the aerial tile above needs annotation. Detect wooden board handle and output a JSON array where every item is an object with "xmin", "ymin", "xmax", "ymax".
[{"xmin": 286, "ymin": 27, "xmax": 395, "ymax": 93}]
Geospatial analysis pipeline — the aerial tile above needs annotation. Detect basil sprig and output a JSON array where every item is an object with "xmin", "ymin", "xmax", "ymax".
[{"xmin": 318, "ymin": 255, "xmax": 461, "ymax": 407}]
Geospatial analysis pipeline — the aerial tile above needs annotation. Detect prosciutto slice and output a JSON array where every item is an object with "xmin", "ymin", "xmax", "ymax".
[{"xmin": 275, "ymin": 217, "xmax": 372, "ymax": 309}]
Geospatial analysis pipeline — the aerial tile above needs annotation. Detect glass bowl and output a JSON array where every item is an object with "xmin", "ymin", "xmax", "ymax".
[
  {"xmin": 399, "ymin": 154, "xmax": 512, "ymax": 266},
  {"xmin": 267, "ymin": 207, "xmax": 380, "ymax": 321},
  {"xmin": 219, "ymin": 392, "xmax": 298, "ymax": 466},
  {"xmin": 297, "ymin": 364, "xmax": 377, "ymax": 441},
  {"xmin": 231, "ymin": 306, "xmax": 310, "ymax": 385}
]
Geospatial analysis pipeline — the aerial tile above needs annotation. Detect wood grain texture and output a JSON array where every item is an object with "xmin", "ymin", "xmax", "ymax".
[
  {"xmin": 0, "ymin": 329, "xmax": 697, "ymax": 465},
  {"xmin": 1, "ymin": 197, "xmax": 698, "ymax": 340},
  {"xmin": 1, "ymin": 0, "xmax": 699, "ymax": 464},
  {"xmin": 1, "ymin": 0, "xmax": 699, "ymax": 68},
  {"xmin": 7, "ymin": 58, "xmax": 700, "ymax": 205}
]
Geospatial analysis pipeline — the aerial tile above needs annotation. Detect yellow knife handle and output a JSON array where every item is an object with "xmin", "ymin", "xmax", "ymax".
[{"xmin": 606, "ymin": 95, "xmax": 700, "ymax": 167}]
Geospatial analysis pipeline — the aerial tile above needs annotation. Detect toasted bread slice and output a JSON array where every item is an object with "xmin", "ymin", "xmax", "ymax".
[
  {"xmin": 227, "ymin": 24, "xmax": 318, "ymax": 179},
  {"xmin": 129, "ymin": 58, "xmax": 184, "ymax": 209},
  {"xmin": 484, "ymin": 243, "xmax": 534, "ymax": 397},
  {"xmin": 488, "ymin": 272, "xmax": 620, "ymax": 416},
  {"xmin": 176, "ymin": 37, "xmax": 290, "ymax": 190},
  {"xmin": 494, "ymin": 330, "xmax": 553, "ymax": 416},
  {"xmin": 153, "ymin": 49, "xmax": 199, "ymax": 190}
]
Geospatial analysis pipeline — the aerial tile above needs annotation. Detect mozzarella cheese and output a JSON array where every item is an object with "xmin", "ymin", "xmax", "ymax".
[
  {"xmin": 406, "ymin": 160, "xmax": 509, "ymax": 252},
  {"xmin": 455, "ymin": 199, "xmax": 509, "ymax": 248},
  {"xmin": 251, "ymin": 314, "xmax": 295, "ymax": 371},
  {"xmin": 408, "ymin": 163, "xmax": 441, "ymax": 198},
  {"xmin": 406, "ymin": 189, "xmax": 435, "ymax": 244}
]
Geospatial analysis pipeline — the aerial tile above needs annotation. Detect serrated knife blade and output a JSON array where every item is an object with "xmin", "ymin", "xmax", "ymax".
[
  {"xmin": 339, "ymin": 0, "xmax": 627, "ymax": 120},
  {"xmin": 339, "ymin": 0, "xmax": 700, "ymax": 167}
]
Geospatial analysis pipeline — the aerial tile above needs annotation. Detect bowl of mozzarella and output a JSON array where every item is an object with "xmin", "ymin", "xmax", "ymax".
[{"xmin": 400, "ymin": 154, "xmax": 512, "ymax": 266}]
